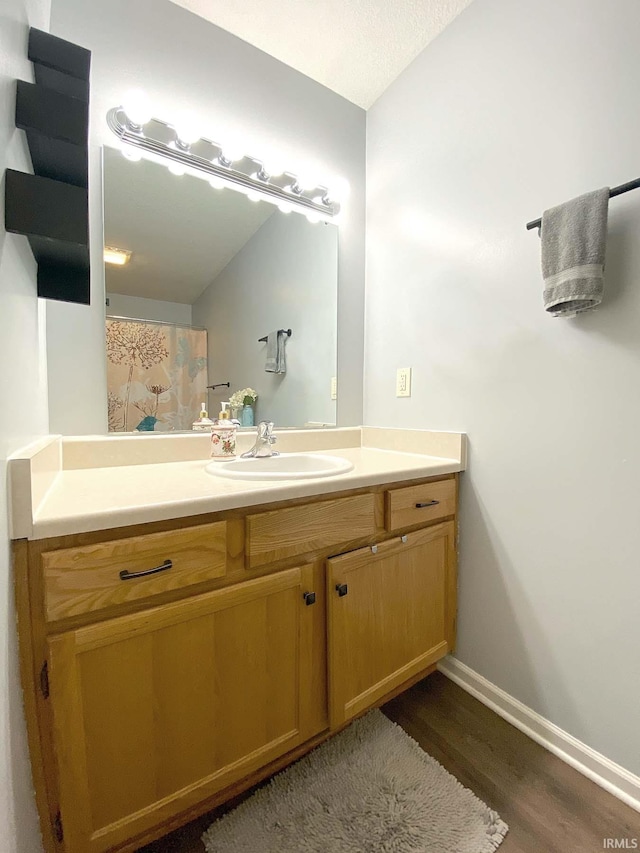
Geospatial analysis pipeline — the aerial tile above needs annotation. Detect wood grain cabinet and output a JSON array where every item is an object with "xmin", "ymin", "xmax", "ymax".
[
  {"xmin": 327, "ymin": 522, "xmax": 456, "ymax": 728},
  {"xmin": 46, "ymin": 567, "xmax": 322, "ymax": 852},
  {"xmin": 15, "ymin": 474, "xmax": 457, "ymax": 852}
]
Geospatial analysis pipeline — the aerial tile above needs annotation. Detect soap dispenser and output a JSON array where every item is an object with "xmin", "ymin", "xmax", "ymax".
[
  {"xmin": 210, "ymin": 402, "xmax": 237, "ymax": 460},
  {"xmin": 192, "ymin": 402, "xmax": 214, "ymax": 431}
]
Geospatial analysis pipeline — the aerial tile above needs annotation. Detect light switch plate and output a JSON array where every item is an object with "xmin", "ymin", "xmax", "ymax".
[
  {"xmin": 331, "ymin": 376, "xmax": 337, "ymax": 400},
  {"xmin": 396, "ymin": 367, "xmax": 412, "ymax": 397}
]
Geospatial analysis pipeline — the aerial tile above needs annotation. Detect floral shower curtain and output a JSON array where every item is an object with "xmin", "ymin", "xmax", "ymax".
[{"xmin": 106, "ymin": 319, "xmax": 208, "ymax": 432}]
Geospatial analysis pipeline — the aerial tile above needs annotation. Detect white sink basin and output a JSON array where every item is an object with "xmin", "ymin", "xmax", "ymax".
[{"xmin": 205, "ymin": 453, "xmax": 354, "ymax": 481}]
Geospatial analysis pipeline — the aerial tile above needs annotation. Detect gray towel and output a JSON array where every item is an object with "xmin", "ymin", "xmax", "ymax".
[
  {"xmin": 265, "ymin": 330, "xmax": 286, "ymax": 374},
  {"xmin": 541, "ymin": 187, "xmax": 609, "ymax": 318}
]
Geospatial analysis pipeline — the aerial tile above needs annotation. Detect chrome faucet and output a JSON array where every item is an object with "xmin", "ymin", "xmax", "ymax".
[{"xmin": 241, "ymin": 421, "xmax": 279, "ymax": 458}]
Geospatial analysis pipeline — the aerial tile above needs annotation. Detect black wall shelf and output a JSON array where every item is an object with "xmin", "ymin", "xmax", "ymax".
[
  {"xmin": 5, "ymin": 169, "xmax": 87, "ymax": 243},
  {"xmin": 28, "ymin": 27, "xmax": 90, "ymax": 101},
  {"xmin": 5, "ymin": 170, "xmax": 89, "ymax": 302},
  {"xmin": 4, "ymin": 27, "xmax": 91, "ymax": 305},
  {"xmin": 16, "ymin": 80, "xmax": 88, "ymax": 186}
]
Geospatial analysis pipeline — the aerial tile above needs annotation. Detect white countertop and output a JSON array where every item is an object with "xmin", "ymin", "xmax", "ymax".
[{"xmin": 9, "ymin": 427, "xmax": 466, "ymax": 540}]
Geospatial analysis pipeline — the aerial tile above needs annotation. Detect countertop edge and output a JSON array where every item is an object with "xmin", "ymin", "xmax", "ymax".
[
  {"xmin": 29, "ymin": 456, "xmax": 464, "ymax": 540},
  {"xmin": 12, "ymin": 429, "xmax": 467, "ymax": 541}
]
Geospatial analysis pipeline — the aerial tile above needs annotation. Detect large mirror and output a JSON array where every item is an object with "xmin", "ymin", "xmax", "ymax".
[{"xmin": 103, "ymin": 146, "xmax": 338, "ymax": 432}]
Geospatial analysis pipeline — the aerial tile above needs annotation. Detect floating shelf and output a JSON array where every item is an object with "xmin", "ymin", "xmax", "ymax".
[
  {"xmin": 4, "ymin": 27, "xmax": 91, "ymax": 305},
  {"xmin": 28, "ymin": 27, "xmax": 90, "ymax": 101},
  {"xmin": 16, "ymin": 80, "xmax": 88, "ymax": 187},
  {"xmin": 5, "ymin": 169, "xmax": 89, "ymax": 303}
]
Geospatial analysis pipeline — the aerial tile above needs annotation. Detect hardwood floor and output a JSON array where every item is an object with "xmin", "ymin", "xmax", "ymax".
[
  {"xmin": 384, "ymin": 673, "xmax": 640, "ymax": 853},
  {"xmin": 138, "ymin": 672, "xmax": 640, "ymax": 852}
]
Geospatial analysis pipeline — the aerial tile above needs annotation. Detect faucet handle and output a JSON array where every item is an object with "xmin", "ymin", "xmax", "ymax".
[
  {"xmin": 259, "ymin": 421, "xmax": 277, "ymax": 448},
  {"xmin": 240, "ymin": 421, "xmax": 278, "ymax": 458}
]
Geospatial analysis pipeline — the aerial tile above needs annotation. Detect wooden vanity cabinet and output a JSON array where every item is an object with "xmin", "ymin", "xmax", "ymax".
[
  {"xmin": 327, "ymin": 521, "xmax": 456, "ymax": 728},
  {"xmin": 45, "ymin": 566, "xmax": 322, "ymax": 853},
  {"xmin": 16, "ymin": 475, "xmax": 457, "ymax": 853}
]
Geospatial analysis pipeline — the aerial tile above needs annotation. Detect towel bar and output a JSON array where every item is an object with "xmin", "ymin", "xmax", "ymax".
[
  {"xmin": 526, "ymin": 176, "xmax": 640, "ymax": 232},
  {"xmin": 258, "ymin": 328, "xmax": 292, "ymax": 343}
]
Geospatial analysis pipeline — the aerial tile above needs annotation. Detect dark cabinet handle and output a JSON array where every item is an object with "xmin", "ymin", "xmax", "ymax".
[
  {"xmin": 415, "ymin": 500, "xmax": 440, "ymax": 508},
  {"xmin": 303, "ymin": 591, "xmax": 316, "ymax": 606},
  {"xmin": 119, "ymin": 559, "xmax": 173, "ymax": 580},
  {"xmin": 335, "ymin": 583, "xmax": 348, "ymax": 597}
]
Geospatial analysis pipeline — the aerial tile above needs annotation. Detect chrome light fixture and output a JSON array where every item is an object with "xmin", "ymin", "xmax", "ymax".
[{"xmin": 107, "ymin": 105, "xmax": 342, "ymax": 218}]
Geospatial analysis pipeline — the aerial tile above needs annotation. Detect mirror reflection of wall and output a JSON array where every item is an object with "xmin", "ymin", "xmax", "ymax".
[{"xmin": 103, "ymin": 146, "xmax": 338, "ymax": 432}]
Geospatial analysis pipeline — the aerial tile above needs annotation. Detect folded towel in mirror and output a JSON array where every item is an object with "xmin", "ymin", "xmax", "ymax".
[
  {"xmin": 541, "ymin": 187, "xmax": 609, "ymax": 318},
  {"xmin": 265, "ymin": 330, "xmax": 286, "ymax": 374}
]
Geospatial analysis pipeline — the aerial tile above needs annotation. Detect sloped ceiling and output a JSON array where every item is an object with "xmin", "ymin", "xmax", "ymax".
[{"xmin": 168, "ymin": 0, "xmax": 474, "ymax": 109}]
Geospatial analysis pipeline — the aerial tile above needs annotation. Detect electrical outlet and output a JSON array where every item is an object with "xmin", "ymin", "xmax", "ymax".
[
  {"xmin": 330, "ymin": 377, "xmax": 337, "ymax": 400},
  {"xmin": 396, "ymin": 367, "xmax": 412, "ymax": 397}
]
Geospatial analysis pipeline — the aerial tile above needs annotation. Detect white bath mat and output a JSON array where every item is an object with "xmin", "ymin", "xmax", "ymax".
[{"xmin": 202, "ymin": 709, "xmax": 508, "ymax": 852}]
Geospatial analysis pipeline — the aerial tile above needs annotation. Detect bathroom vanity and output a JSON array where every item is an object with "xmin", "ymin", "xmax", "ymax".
[{"xmin": 10, "ymin": 427, "xmax": 465, "ymax": 853}]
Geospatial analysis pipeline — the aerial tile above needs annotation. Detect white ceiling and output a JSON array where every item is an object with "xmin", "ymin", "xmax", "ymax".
[{"xmin": 168, "ymin": 0, "xmax": 474, "ymax": 109}]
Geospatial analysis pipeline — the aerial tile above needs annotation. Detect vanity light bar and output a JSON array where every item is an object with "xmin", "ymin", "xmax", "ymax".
[{"xmin": 106, "ymin": 107, "xmax": 341, "ymax": 218}]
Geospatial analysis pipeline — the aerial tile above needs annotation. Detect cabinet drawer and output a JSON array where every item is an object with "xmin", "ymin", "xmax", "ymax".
[
  {"xmin": 41, "ymin": 522, "xmax": 228, "ymax": 622},
  {"xmin": 246, "ymin": 494, "xmax": 377, "ymax": 569},
  {"xmin": 386, "ymin": 478, "xmax": 456, "ymax": 531}
]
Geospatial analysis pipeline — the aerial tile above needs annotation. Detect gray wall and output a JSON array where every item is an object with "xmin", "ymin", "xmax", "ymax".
[
  {"xmin": 47, "ymin": 0, "xmax": 365, "ymax": 434},
  {"xmin": 193, "ymin": 212, "xmax": 338, "ymax": 426},
  {"xmin": 107, "ymin": 293, "xmax": 193, "ymax": 326},
  {"xmin": 366, "ymin": 0, "xmax": 640, "ymax": 773},
  {"xmin": 0, "ymin": 1, "xmax": 51, "ymax": 849}
]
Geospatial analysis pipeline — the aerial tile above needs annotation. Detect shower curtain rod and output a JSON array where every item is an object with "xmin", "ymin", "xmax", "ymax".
[
  {"xmin": 106, "ymin": 314, "xmax": 206, "ymax": 331},
  {"xmin": 526, "ymin": 176, "xmax": 640, "ymax": 231}
]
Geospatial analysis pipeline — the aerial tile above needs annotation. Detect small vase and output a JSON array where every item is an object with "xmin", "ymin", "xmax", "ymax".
[{"xmin": 241, "ymin": 404, "xmax": 254, "ymax": 427}]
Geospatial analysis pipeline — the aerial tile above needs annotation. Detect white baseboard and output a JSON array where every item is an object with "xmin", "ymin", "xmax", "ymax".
[{"xmin": 437, "ymin": 656, "xmax": 640, "ymax": 813}]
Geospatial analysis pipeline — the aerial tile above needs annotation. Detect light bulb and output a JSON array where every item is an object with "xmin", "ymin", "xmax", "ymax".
[
  {"xmin": 168, "ymin": 162, "xmax": 185, "ymax": 176},
  {"xmin": 247, "ymin": 190, "xmax": 261, "ymax": 203},
  {"xmin": 261, "ymin": 160, "xmax": 284, "ymax": 178},
  {"xmin": 259, "ymin": 147, "xmax": 286, "ymax": 178},
  {"xmin": 297, "ymin": 173, "xmax": 320, "ymax": 192},
  {"xmin": 209, "ymin": 176, "xmax": 225, "ymax": 189},
  {"xmin": 175, "ymin": 115, "xmax": 201, "ymax": 148},
  {"xmin": 121, "ymin": 89, "xmax": 152, "ymax": 128},
  {"xmin": 305, "ymin": 211, "xmax": 321, "ymax": 224},
  {"xmin": 277, "ymin": 201, "xmax": 293, "ymax": 214},
  {"xmin": 219, "ymin": 139, "xmax": 245, "ymax": 164}
]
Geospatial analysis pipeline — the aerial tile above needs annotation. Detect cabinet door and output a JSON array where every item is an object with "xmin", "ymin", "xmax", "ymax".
[
  {"xmin": 46, "ymin": 566, "xmax": 323, "ymax": 853},
  {"xmin": 327, "ymin": 522, "xmax": 456, "ymax": 728}
]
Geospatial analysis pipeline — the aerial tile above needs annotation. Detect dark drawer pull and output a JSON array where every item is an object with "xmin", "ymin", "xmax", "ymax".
[
  {"xmin": 335, "ymin": 583, "xmax": 348, "ymax": 597},
  {"xmin": 119, "ymin": 559, "xmax": 173, "ymax": 580},
  {"xmin": 303, "ymin": 591, "xmax": 317, "ymax": 606},
  {"xmin": 415, "ymin": 500, "xmax": 440, "ymax": 509}
]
